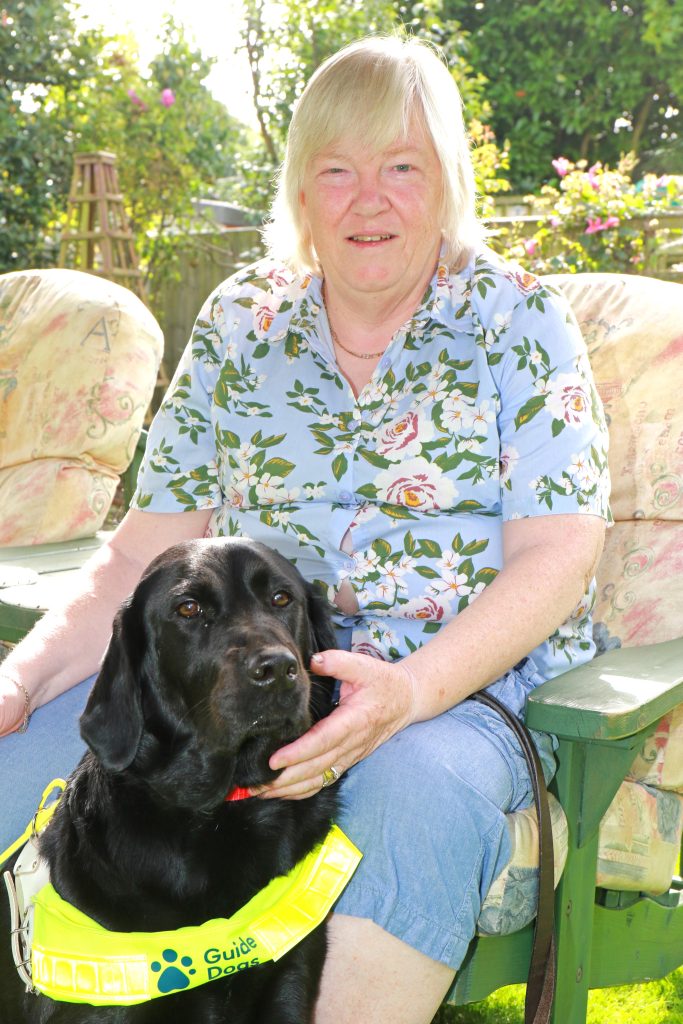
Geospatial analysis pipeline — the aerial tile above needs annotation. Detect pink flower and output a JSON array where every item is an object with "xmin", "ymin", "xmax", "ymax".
[
  {"xmin": 523, "ymin": 238, "xmax": 537, "ymax": 256},
  {"xmin": 550, "ymin": 216, "xmax": 562, "ymax": 227},
  {"xmin": 160, "ymin": 88, "xmax": 176, "ymax": 108},
  {"xmin": 127, "ymin": 88, "xmax": 146, "ymax": 109},
  {"xmin": 585, "ymin": 215, "xmax": 619, "ymax": 234},
  {"xmin": 552, "ymin": 157, "xmax": 571, "ymax": 177},
  {"xmin": 587, "ymin": 163, "xmax": 601, "ymax": 191},
  {"xmin": 376, "ymin": 411, "xmax": 434, "ymax": 462}
]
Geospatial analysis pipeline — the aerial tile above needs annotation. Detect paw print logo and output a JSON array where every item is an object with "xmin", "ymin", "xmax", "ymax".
[{"xmin": 151, "ymin": 948, "xmax": 196, "ymax": 993}]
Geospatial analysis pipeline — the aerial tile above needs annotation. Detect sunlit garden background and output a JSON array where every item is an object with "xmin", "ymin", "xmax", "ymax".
[{"xmin": 2, "ymin": 2, "xmax": 682, "ymax": 1019}]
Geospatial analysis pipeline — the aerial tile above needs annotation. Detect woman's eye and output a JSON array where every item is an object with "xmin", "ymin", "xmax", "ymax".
[
  {"xmin": 394, "ymin": 163, "xmax": 411, "ymax": 172},
  {"xmin": 271, "ymin": 591, "xmax": 293, "ymax": 608},
  {"xmin": 176, "ymin": 600, "xmax": 201, "ymax": 619}
]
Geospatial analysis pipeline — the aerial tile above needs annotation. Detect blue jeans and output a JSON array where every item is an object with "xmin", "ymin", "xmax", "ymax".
[
  {"xmin": 0, "ymin": 664, "xmax": 556, "ymax": 972},
  {"xmin": 0, "ymin": 676, "xmax": 93, "ymax": 856}
]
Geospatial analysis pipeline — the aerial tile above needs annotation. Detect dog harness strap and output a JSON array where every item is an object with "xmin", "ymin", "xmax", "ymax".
[
  {"xmin": 0, "ymin": 779, "xmax": 66, "ymax": 867},
  {"xmin": 26, "ymin": 824, "xmax": 361, "ymax": 1006}
]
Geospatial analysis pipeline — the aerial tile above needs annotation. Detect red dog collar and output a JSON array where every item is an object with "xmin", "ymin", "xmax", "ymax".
[{"xmin": 225, "ymin": 786, "xmax": 253, "ymax": 802}]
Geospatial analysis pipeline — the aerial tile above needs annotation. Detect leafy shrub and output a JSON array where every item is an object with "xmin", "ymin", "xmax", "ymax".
[{"xmin": 489, "ymin": 155, "xmax": 683, "ymax": 276}]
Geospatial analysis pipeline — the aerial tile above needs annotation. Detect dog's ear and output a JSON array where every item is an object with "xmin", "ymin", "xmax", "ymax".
[
  {"xmin": 79, "ymin": 598, "xmax": 145, "ymax": 772},
  {"xmin": 305, "ymin": 581, "xmax": 338, "ymax": 657},
  {"xmin": 305, "ymin": 582, "xmax": 338, "ymax": 721}
]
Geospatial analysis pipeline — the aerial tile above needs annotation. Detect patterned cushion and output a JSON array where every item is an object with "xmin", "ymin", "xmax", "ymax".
[
  {"xmin": 0, "ymin": 269, "xmax": 163, "ymax": 545},
  {"xmin": 545, "ymin": 272, "xmax": 683, "ymax": 525},
  {"xmin": 479, "ymin": 793, "xmax": 568, "ymax": 936},
  {"xmin": 481, "ymin": 274, "xmax": 683, "ymax": 935},
  {"xmin": 596, "ymin": 781, "xmax": 683, "ymax": 894},
  {"xmin": 628, "ymin": 705, "xmax": 683, "ymax": 791},
  {"xmin": 481, "ymin": 776, "xmax": 683, "ymax": 934}
]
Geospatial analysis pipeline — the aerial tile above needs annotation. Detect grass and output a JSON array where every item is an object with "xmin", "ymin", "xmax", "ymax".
[{"xmin": 433, "ymin": 970, "xmax": 683, "ymax": 1024}]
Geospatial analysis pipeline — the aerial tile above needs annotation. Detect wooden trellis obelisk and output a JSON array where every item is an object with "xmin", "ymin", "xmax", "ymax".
[
  {"xmin": 58, "ymin": 152, "xmax": 169, "ymax": 417},
  {"xmin": 58, "ymin": 152, "xmax": 146, "ymax": 301}
]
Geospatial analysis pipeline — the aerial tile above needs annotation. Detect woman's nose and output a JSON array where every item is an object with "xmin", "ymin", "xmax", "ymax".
[{"xmin": 352, "ymin": 173, "xmax": 390, "ymax": 215}]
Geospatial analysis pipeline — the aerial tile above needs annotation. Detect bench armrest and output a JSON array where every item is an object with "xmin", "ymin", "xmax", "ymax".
[{"xmin": 526, "ymin": 636, "xmax": 683, "ymax": 741}]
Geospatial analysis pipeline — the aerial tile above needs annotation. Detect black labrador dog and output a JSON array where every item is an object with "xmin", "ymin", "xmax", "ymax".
[{"xmin": 0, "ymin": 538, "xmax": 341, "ymax": 1024}]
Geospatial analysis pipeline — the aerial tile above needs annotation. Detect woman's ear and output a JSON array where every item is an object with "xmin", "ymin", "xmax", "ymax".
[{"xmin": 79, "ymin": 599, "xmax": 145, "ymax": 772}]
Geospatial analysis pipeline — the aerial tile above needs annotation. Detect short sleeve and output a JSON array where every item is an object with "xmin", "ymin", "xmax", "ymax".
[
  {"xmin": 131, "ymin": 290, "xmax": 224, "ymax": 512},
  {"xmin": 492, "ymin": 281, "xmax": 611, "ymax": 522}
]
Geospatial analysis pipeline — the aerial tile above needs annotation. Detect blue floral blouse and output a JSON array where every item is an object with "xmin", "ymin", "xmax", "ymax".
[{"xmin": 133, "ymin": 249, "xmax": 610, "ymax": 683}]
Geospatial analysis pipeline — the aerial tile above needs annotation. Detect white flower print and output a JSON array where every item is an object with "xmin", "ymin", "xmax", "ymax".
[
  {"xmin": 500, "ymin": 444, "xmax": 520, "ymax": 485},
  {"xmin": 466, "ymin": 400, "xmax": 496, "ymax": 434},
  {"xmin": 567, "ymin": 452, "xmax": 597, "ymax": 488},
  {"xmin": 233, "ymin": 460, "xmax": 258, "ymax": 490},
  {"xmin": 442, "ymin": 389, "xmax": 473, "ymax": 430},
  {"xmin": 352, "ymin": 552, "xmax": 381, "ymax": 579},
  {"xmin": 430, "ymin": 571, "xmax": 473, "ymax": 600}
]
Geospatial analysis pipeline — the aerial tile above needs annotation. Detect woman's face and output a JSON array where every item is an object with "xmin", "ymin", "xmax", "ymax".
[{"xmin": 300, "ymin": 116, "xmax": 443, "ymax": 302}]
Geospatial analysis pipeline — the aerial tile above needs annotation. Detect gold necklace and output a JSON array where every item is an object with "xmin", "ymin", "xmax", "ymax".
[
  {"xmin": 323, "ymin": 287, "xmax": 387, "ymax": 360},
  {"xmin": 328, "ymin": 320, "xmax": 386, "ymax": 360}
]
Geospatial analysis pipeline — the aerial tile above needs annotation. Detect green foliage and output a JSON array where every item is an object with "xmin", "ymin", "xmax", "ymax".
[
  {"xmin": 1, "ymin": 2, "xmax": 247, "ymax": 305},
  {"xmin": 58, "ymin": 18, "xmax": 248, "ymax": 302},
  {"xmin": 489, "ymin": 155, "xmax": 683, "ymax": 277},
  {"xmin": 0, "ymin": 0, "xmax": 105, "ymax": 269},
  {"xmin": 223, "ymin": 0, "xmax": 510, "ymax": 219},
  {"xmin": 432, "ymin": 0, "xmax": 683, "ymax": 191}
]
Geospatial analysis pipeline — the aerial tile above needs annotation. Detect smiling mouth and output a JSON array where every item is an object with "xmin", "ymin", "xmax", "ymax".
[{"xmin": 348, "ymin": 234, "xmax": 395, "ymax": 243}]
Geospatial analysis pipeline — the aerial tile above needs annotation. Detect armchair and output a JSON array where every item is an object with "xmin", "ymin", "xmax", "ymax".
[
  {"xmin": 448, "ymin": 272, "xmax": 683, "ymax": 1022},
  {"xmin": 0, "ymin": 268, "xmax": 162, "ymax": 646}
]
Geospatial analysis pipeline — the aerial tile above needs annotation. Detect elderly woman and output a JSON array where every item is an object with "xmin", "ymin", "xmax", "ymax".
[{"xmin": 0, "ymin": 35, "xmax": 609, "ymax": 1023}]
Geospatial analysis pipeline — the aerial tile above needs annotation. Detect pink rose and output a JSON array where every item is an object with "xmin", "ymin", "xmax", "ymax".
[
  {"xmin": 376, "ymin": 411, "xmax": 433, "ymax": 461},
  {"xmin": 252, "ymin": 296, "xmax": 282, "ymax": 336},
  {"xmin": 546, "ymin": 374, "xmax": 591, "ymax": 427},
  {"xmin": 401, "ymin": 595, "xmax": 448, "ymax": 621},
  {"xmin": 160, "ymin": 88, "xmax": 175, "ymax": 108},
  {"xmin": 551, "ymin": 157, "xmax": 571, "ymax": 177},
  {"xmin": 374, "ymin": 458, "xmax": 457, "ymax": 511}
]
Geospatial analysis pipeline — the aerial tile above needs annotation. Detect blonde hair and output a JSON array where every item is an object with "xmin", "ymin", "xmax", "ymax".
[{"xmin": 264, "ymin": 35, "xmax": 483, "ymax": 274}]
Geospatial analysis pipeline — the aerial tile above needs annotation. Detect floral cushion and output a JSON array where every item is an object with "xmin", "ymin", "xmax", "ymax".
[
  {"xmin": 481, "ymin": 273, "xmax": 683, "ymax": 935},
  {"xmin": 0, "ymin": 269, "xmax": 163, "ymax": 545},
  {"xmin": 628, "ymin": 705, "xmax": 683, "ymax": 790},
  {"xmin": 546, "ymin": 272, "xmax": 683, "ymax": 525},
  {"xmin": 596, "ymin": 781, "xmax": 683, "ymax": 894},
  {"xmin": 481, "ymin": 777, "xmax": 683, "ymax": 934},
  {"xmin": 479, "ymin": 793, "xmax": 568, "ymax": 936}
]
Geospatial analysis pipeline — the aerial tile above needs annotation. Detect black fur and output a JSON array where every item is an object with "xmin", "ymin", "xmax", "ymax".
[{"xmin": 0, "ymin": 538, "xmax": 339, "ymax": 1024}]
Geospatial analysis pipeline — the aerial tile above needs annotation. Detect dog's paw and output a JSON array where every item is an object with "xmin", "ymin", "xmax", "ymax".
[{"xmin": 151, "ymin": 948, "xmax": 197, "ymax": 993}]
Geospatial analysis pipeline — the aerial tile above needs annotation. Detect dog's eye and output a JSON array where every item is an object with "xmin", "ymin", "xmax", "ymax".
[
  {"xmin": 271, "ymin": 590, "xmax": 293, "ymax": 608},
  {"xmin": 176, "ymin": 600, "xmax": 201, "ymax": 619}
]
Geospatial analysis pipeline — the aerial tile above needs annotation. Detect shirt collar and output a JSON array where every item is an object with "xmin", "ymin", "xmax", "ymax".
[{"xmin": 291, "ymin": 255, "xmax": 474, "ymax": 351}]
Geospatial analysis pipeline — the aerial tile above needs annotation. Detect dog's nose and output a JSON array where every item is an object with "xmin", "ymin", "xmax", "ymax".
[{"xmin": 246, "ymin": 648, "xmax": 299, "ymax": 689}]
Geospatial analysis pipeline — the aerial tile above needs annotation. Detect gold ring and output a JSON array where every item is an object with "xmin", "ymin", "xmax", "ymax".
[{"xmin": 321, "ymin": 765, "xmax": 341, "ymax": 788}]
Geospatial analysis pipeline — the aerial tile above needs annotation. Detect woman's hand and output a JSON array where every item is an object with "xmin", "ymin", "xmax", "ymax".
[
  {"xmin": 0, "ymin": 676, "xmax": 27, "ymax": 738},
  {"xmin": 257, "ymin": 650, "xmax": 419, "ymax": 800}
]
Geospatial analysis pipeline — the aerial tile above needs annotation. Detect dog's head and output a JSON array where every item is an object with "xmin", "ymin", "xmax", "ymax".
[{"xmin": 80, "ymin": 539, "xmax": 338, "ymax": 810}]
